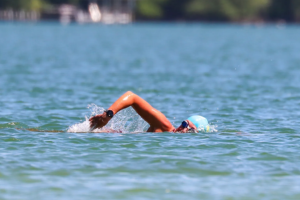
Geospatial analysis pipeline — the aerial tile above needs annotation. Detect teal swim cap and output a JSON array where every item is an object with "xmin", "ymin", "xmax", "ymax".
[{"xmin": 187, "ymin": 115, "xmax": 210, "ymax": 132}]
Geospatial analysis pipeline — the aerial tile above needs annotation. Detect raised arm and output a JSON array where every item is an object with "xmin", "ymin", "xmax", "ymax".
[{"xmin": 89, "ymin": 91, "xmax": 174, "ymax": 132}]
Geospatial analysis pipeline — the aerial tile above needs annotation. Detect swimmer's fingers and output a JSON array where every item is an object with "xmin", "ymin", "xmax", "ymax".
[
  {"xmin": 89, "ymin": 115, "xmax": 102, "ymax": 129},
  {"xmin": 89, "ymin": 114, "xmax": 101, "ymax": 122},
  {"xmin": 89, "ymin": 114, "xmax": 109, "ymax": 130}
]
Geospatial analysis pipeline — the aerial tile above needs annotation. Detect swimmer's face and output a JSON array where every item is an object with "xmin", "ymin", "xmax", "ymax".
[{"xmin": 175, "ymin": 120, "xmax": 197, "ymax": 133}]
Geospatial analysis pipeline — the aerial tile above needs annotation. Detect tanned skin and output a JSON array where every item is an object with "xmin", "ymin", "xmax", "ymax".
[{"xmin": 89, "ymin": 91, "xmax": 197, "ymax": 133}]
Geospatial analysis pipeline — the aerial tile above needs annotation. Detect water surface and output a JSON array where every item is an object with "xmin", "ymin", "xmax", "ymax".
[{"xmin": 0, "ymin": 22, "xmax": 300, "ymax": 199}]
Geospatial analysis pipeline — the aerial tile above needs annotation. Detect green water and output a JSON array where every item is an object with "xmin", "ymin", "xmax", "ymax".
[{"xmin": 0, "ymin": 22, "xmax": 300, "ymax": 199}]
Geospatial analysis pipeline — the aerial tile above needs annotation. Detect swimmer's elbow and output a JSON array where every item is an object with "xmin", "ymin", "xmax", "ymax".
[
  {"xmin": 125, "ymin": 91, "xmax": 134, "ymax": 94},
  {"xmin": 122, "ymin": 91, "xmax": 137, "ymax": 102},
  {"xmin": 125, "ymin": 91, "xmax": 135, "ymax": 96}
]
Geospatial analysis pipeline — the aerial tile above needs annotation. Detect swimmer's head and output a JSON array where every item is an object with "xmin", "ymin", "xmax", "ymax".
[{"xmin": 175, "ymin": 115, "xmax": 209, "ymax": 133}]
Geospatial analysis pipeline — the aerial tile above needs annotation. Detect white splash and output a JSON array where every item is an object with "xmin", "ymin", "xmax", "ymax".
[
  {"xmin": 207, "ymin": 124, "xmax": 218, "ymax": 133},
  {"xmin": 67, "ymin": 104, "xmax": 149, "ymax": 133}
]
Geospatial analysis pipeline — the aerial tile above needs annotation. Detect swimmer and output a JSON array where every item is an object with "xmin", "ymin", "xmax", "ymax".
[{"xmin": 89, "ymin": 91, "xmax": 209, "ymax": 133}]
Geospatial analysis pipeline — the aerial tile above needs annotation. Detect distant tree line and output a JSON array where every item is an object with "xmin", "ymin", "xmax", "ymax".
[
  {"xmin": 0, "ymin": 0, "xmax": 88, "ymax": 11},
  {"xmin": 0, "ymin": 0, "xmax": 300, "ymax": 22},
  {"xmin": 136, "ymin": 0, "xmax": 300, "ymax": 22}
]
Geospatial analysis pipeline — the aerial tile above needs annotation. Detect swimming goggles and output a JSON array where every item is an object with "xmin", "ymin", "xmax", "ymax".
[
  {"xmin": 181, "ymin": 120, "xmax": 189, "ymax": 128},
  {"xmin": 181, "ymin": 120, "xmax": 197, "ymax": 133}
]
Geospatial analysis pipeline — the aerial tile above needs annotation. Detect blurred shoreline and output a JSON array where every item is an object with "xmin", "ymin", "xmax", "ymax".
[
  {"xmin": 1, "ymin": 1, "xmax": 300, "ymax": 25},
  {"xmin": 0, "ymin": 20, "xmax": 298, "ymax": 27}
]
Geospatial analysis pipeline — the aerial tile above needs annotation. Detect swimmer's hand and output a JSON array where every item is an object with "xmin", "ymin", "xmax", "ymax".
[{"xmin": 89, "ymin": 113, "xmax": 110, "ymax": 131}]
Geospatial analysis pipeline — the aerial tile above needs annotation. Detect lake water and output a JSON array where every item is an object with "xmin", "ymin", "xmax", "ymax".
[{"xmin": 0, "ymin": 22, "xmax": 300, "ymax": 199}]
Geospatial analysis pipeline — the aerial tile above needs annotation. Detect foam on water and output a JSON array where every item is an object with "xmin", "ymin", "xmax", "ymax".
[
  {"xmin": 206, "ymin": 124, "xmax": 218, "ymax": 133},
  {"xmin": 67, "ymin": 104, "xmax": 149, "ymax": 133}
]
